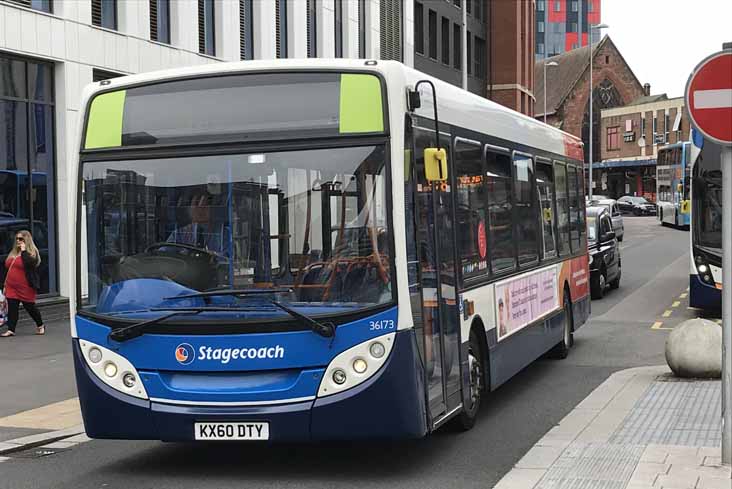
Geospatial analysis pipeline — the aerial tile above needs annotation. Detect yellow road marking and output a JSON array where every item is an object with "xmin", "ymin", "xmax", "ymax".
[
  {"xmin": 0, "ymin": 398, "xmax": 82, "ymax": 431},
  {"xmin": 651, "ymin": 321, "xmax": 673, "ymax": 331},
  {"xmin": 679, "ymin": 293, "xmax": 688, "ymax": 299},
  {"xmin": 662, "ymin": 310, "xmax": 673, "ymax": 318},
  {"xmin": 672, "ymin": 301, "xmax": 681, "ymax": 308}
]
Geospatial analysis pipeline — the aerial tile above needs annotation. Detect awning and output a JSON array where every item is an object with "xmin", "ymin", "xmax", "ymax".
[{"xmin": 592, "ymin": 158, "xmax": 657, "ymax": 169}]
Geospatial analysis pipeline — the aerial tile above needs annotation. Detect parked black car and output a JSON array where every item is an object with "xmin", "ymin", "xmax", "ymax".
[
  {"xmin": 586, "ymin": 206, "xmax": 621, "ymax": 299},
  {"xmin": 617, "ymin": 195, "xmax": 657, "ymax": 216}
]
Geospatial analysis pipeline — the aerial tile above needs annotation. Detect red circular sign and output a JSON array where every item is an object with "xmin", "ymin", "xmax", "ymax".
[
  {"xmin": 477, "ymin": 220, "xmax": 487, "ymax": 259},
  {"xmin": 685, "ymin": 50, "xmax": 732, "ymax": 146}
]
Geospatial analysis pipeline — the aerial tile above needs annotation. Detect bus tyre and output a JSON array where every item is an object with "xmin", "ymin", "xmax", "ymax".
[
  {"xmin": 454, "ymin": 329, "xmax": 484, "ymax": 431},
  {"xmin": 591, "ymin": 270, "xmax": 606, "ymax": 300},
  {"xmin": 550, "ymin": 293, "xmax": 574, "ymax": 359}
]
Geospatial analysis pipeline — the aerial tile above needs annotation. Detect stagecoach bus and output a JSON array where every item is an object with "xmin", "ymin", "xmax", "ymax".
[
  {"xmin": 656, "ymin": 142, "xmax": 691, "ymax": 226},
  {"xmin": 70, "ymin": 60, "xmax": 590, "ymax": 442}
]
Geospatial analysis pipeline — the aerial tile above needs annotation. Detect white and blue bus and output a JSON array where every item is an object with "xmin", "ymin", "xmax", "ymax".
[
  {"xmin": 70, "ymin": 60, "xmax": 590, "ymax": 442},
  {"xmin": 656, "ymin": 142, "xmax": 691, "ymax": 227},
  {"xmin": 689, "ymin": 134, "xmax": 722, "ymax": 311}
]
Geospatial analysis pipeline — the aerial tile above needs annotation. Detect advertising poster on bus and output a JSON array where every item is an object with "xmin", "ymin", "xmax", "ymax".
[{"xmin": 495, "ymin": 266, "xmax": 559, "ymax": 340}]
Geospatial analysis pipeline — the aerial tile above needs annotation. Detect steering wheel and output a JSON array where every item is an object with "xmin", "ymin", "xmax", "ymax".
[{"xmin": 145, "ymin": 242, "xmax": 214, "ymax": 257}]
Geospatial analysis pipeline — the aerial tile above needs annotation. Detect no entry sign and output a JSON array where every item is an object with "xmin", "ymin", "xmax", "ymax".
[{"xmin": 685, "ymin": 50, "xmax": 732, "ymax": 146}]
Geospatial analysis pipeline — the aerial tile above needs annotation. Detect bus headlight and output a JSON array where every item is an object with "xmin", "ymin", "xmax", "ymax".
[
  {"xmin": 79, "ymin": 340, "xmax": 148, "ymax": 400},
  {"xmin": 318, "ymin": 333, "xmax": 396, "ymax": 398},
  {"xmin": 697, "ymin": 264, "xmax": 708, "ymax": 274}
]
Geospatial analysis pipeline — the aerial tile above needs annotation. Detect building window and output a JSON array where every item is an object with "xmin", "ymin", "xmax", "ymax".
[
  {"xmin": 93, "ymin": 69, "xmax": 123, "ymax": 82},
  {"xmin": 474, "ymin": 37, "xmax": 486, "ymax": 78},
  {"xmin": 276, "ymin": 0, "xmax": 288, "ymax": 58},
  {"xmin": 240, "ymin": 0, "xmax": 254, "ymax": 60},
  {"xmin": 428, "ymin": 9, "xmax": 437, "ymax": 59},
  {"xmin": 7, "ymin": 0, "xmax": 52, "ymax": 13},
  {"xmin": 607, "ymin": 126, "xmax": 620, "ymax": 150},
  {"xmin": 570, "ymin": 22, "xmax": 577, "ymax": 33},
  {"xmin": 0, "ymin": 54, "xmax": 58, "ymax": 295},
  {"xmin": 379, "ymin": 0, "xmax": 403, "ymax": 61},
  {"xmin": 149, "ymin": 0, "xmax": 170, "ymax": 44},
  {"xmin": 571, "ymin": 1, "xmax": 578, "ymax": 12},
  {"xmin": 664, "ymin": 114, "xmax": 670, "ymax": 143},
  {"xmin": 466, "ymin": 32, "xmax": 472, "ymax": 75},
  {"xmin": 554, "ymin": 0, "xmax": 561, "ymax": 12},
  {"xmin": 453, "ymin": 0, "xmax": 461, "ymax": 8},
  {"xmin": 198, "ymin": 0, "xmax": 215, "ymax": 56},
  {"xmin": 537, "ymin": 43, "xmax": 545, "ymax": 55},
  {"xmin": 538, "ymin": 22, "xmax": 545, "ymax": 33},
  {"xmin": 605, "ymin": 55, "xmax": 610, "ymax": 64},
  {"xmin": 453, "ymin": 23, "xmax": 461, "ymax": 69},
  {"xmin": 588, "ymin": 1, "xmax": 594, "ymax": 12},
  {"xmin": 466, "ymin": 0, "xmax": 472, "ymax": 15},
  {"xmin": 91, "ymin": 0, "xmax": 117, "ymax": 30},
  {"xmin": 441, "ymin": 17, "xmax": 450, "ymax": 65},
  {"xmin": 641, "ymin": 117, "xmax": 646, "ymax": 143},
  {"xmin": 307, "ymin": 0, "xmax": 317, "ymax": 57},
  {"xmin": 653, "ymin": 115, "xmax": 658, "ymax": 144},
  {"xmin": 358, "ymin": 0, "xmax": 366, "ymax": 57},
  {"xmin": 415, "ymin": 2, "xmax": 424, "ymax": 55},
  {"xmin": 537, "ymin": 0, "xmax": 545, "ymax": 11},
  {"xmin": 334, "ymin": 0, "xmax": 343, "ymax": 57}
]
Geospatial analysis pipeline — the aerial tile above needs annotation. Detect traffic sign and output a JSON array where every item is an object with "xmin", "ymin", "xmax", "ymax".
[{"xmin": 685, "ymin": 49, "xmax": 732, "ymax": 146}]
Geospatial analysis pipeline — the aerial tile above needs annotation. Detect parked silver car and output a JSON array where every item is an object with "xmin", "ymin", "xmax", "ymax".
[{"xmin": 588, "ymin": 199, "xmax": 624, "ymax": 242}]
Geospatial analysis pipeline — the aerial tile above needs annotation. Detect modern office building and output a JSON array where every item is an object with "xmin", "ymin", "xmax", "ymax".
[
  {"xmin": 535, "ymin": 0, "xmax": 602, "ymax": 60},
  {"xmin": 0, "ymin": 0, "xmax": 408, "ymax": 301}
]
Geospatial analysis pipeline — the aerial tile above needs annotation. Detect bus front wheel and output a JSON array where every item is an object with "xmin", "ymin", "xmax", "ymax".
[{"xmin": 453, "ymin": 329, "xmax": 484, "ymax": 431}]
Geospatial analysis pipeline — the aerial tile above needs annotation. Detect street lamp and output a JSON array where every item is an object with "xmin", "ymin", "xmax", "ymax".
[
  {"xmin": 588, "ymin": 23, "xmax": 609, "ymax": 201},
  {"xmin": 543, "ymin": 61, "xmax": 559, "ymax": 124}
]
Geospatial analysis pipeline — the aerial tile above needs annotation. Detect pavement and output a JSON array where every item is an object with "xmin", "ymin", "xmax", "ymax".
[
  {"xmin": 0, "ymin": 216, "xmax": 729, "ymax": 488},
  {"xmin": 495, "ymin": 366, "xmax": 731, "ymax": 488}
]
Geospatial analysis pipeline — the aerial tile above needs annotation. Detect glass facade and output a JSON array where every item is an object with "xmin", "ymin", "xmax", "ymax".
[{"xmin": 0, "ymin": 54, "xmax": 57, "ymax": 295}]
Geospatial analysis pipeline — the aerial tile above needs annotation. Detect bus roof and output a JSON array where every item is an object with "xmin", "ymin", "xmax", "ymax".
[{"xmin": 80, "ymin": 59, "xmax": 583, "ymax": 161}]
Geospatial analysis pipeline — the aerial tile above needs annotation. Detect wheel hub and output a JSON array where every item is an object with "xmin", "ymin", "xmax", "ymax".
[{"xmin": 467, "ymin": 349, "xmax": 482, "ymax": 408}]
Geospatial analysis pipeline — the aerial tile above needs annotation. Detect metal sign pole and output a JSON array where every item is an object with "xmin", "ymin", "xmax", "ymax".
[{"xmin": 723, "ymin": 145, "xmax": 732, "ymax": 466}]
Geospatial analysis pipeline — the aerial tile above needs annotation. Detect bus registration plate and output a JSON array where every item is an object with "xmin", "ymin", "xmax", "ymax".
[{"xmin": 194, "ymin": 422, "xmax": 269, "ymax": 441}]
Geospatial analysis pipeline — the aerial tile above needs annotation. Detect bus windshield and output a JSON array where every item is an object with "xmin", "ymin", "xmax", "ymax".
[
  {"xmin": 80, "ymin": 146, "xmax": 393, "ymax": 321},
  {"xmin": 693, "ymin": 143, "xmax": 722, "ymax": 252}
]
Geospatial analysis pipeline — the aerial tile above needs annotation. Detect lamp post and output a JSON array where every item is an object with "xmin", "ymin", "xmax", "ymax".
[
  {"xmin": 588, "ymin": 23, "xmax": 609, "ymax": 201},
  {"xmin": 544, "ymin": 61, "xmax": 559, "ymax": 124}
]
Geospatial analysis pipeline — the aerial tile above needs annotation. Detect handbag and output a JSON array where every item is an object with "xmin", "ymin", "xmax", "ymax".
[{"xmin": 1, "ymin": 256, "xmax": 19, "ymax": 326}]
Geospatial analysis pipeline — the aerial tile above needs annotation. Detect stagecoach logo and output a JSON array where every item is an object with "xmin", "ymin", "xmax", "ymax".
[
  {"xmin": 174, "ymin": 343, "xmax": 286, "ymax": 366},
  {"xmin": 175, "ymin": 343, "xmax": 196, "ymax": 365}
]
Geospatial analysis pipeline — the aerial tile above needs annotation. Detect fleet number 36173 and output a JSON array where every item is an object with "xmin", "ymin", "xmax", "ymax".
[{"xmin": 369, "ymin": 319, "xmax": 395, "ymax": 331}]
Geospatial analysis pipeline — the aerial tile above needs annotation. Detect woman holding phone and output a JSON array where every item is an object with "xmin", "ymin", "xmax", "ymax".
[{"xmin": 0, "ymin": 230, "xmax": 45, "ymax": 337}]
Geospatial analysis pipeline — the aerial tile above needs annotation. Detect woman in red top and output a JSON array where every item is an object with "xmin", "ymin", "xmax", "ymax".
[{"xmin": 1, "ymin": 230, "xmax": 45, "ymax": 337}]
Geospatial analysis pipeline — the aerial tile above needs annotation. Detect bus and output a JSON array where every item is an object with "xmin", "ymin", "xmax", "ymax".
[
  {"xmin": 689, "ymin": 135, "xmax": 722, "ymax": 311},
  {"xmin": 70, "ymin": 60, "xmax": 590, "ymax": 442},
  {"xmin": 656, "ymin": 142, "xmax": 691, "ymax": 227}
]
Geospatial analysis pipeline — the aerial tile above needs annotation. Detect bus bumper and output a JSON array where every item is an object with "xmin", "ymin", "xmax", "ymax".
[
  {"xmin": 73, "ymin": 330, "xmax": 427, "ymax": 442},
  {"xmin": 689, "ymin": 274, "xmax": 721, "ymax": 311}
]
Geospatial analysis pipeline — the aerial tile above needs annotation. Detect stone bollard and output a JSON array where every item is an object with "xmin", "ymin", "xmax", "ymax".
[{"xmin": 665, "ymin": 318, "xmax": 722, "ymax": 378}]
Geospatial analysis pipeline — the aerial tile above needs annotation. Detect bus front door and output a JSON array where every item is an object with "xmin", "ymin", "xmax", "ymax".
[{"xmin": 412, "ymin": 125, "xmax": 462, "ymax": 427}]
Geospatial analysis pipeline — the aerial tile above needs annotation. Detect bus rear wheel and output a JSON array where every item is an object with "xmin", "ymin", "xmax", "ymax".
[
  {"xmin": 453, "ymin": 329, "xmax": 484, "ymax": 431},
  {"xmin": 550, "ymin": 293, "xmax": 574, "ymax": 359}
]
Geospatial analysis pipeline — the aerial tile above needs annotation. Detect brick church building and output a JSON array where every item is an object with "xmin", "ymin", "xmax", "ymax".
[{"xmin": 534, "ymin": 36, "xmax": 646, "ymax": 168}]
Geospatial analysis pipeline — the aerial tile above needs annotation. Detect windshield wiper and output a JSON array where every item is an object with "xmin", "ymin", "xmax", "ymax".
[
  {"xmin": 163, "ymin": 289, "xmax": 336, "ymax": 338},
  {"xmin": 108, "ymin": 307, "xmax": 249, "ymax": 343}
]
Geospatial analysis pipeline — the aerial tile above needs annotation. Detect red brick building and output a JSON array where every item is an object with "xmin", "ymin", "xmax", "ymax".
[
  {"xmin": 534, "ymin": 36, "xmax": 646, "ymax": 166},
  {"xmin": 489, "ymin": 0, "xmax": 536, "ymax": 116}
]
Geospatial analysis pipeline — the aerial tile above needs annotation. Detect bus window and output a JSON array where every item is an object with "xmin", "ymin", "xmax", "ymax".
[
  {"xmin": 554, "ymin": 162, "xmax": 570, "ymax": 256},
  {"xmin": 535, "ymin": 160, "xmax": 557, "ymax": 259},
  {"xmin": 567, "ymin": 165, "xmax": 581, "ymax": 252},
  {"xmin": 577, "ymin": 168, "xmax": 587, "ymax": 245},
  {"xmin": 513, "ymin": 153, "xmax": 538, "ymax": 267},
  {"xmin": 454, "ymin": 138, "xmax": 489, "ymax": 281},
  {"xmin": 485, "ymin": 149, "xmax": 515, "ymax": 273}
]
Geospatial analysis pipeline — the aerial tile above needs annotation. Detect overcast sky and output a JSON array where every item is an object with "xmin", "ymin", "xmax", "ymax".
[{"xmin": 603, "ymin": 0, "xmax": 732, "ymax": 98}]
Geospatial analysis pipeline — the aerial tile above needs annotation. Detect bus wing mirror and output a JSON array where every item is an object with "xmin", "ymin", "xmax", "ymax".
[
  {"xmin": 681, "ymin": 200, "xmax": 691, "ymax": 214},
  {"xmin": 424, "ymin": 148, "xmax": 448, "ymax": 182},
  {"xmin": 677, "ymin": 183, "xmax": 683, "ymax": 192}
]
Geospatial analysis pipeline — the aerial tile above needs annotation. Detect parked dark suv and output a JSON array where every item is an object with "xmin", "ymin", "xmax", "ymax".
[
  {"xmin": 617, "ymin": 195, "xmax": 656, "ymax": 216},
  {"xmin": 586, "ymin": 206, "xmax": 621, "ymax": 299}
]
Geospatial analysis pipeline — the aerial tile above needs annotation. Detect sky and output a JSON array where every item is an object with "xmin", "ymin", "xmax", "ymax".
[{"xmin": 603, "ymin": 0, "xmax": 732, "ymax": 98}]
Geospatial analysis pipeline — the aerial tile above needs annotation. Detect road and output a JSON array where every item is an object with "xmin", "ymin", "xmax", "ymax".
[{"xmin": 0, "ymin": 217, "xmax": 706, "ymax": 489}]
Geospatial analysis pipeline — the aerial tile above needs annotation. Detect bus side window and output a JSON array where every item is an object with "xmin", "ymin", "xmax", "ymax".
[
  {"xmin": 454, "ymin": 138, "xmax": 489, "ymax": 282},
  {"xmin": 485, "ymin": 149, "xmax": 515, "ymax": 273},
  {"xmin": 536, "ymin": 160, "xmax": 557, "ymax": 259},
  {"xmin": 567, "ymin": 165, "xmax": 581, "ymax": 252},
  {"xmin": 512, "ymin": 153, "xmax": 539, "ymax": 267},
  {"xmin": 554, "ymin": 161, "xmax": 570, "ymax": 256}
]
